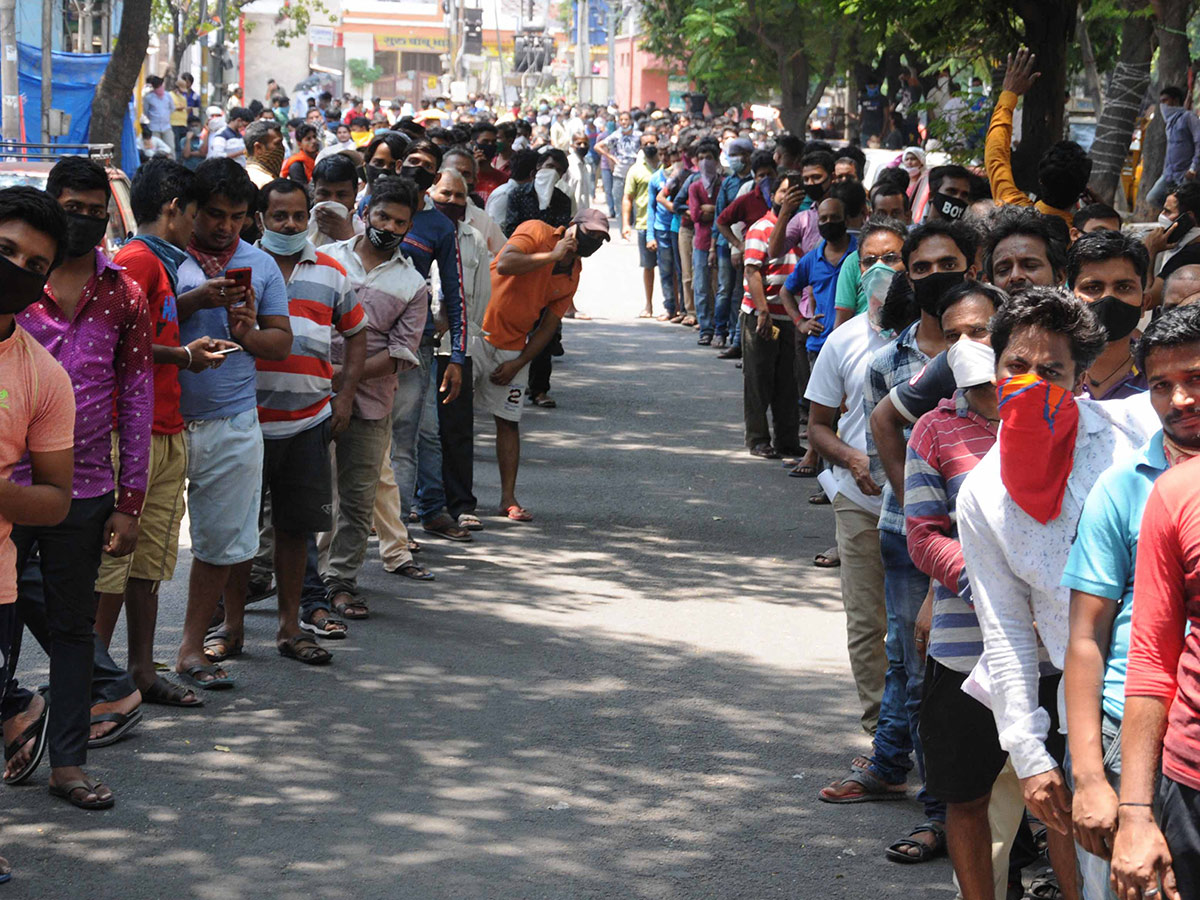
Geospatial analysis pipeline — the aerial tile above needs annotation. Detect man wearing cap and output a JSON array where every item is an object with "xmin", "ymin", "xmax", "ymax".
[{"xmin": 480, "ymin": 209, "xmax": 609, "ymax": 521}]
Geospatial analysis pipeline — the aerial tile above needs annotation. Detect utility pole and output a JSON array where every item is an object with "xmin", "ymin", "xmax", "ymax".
[
  {"xmin": 0, "ymin": 0, "xmax": 18, "ymax": 141},
  {"xmin": 41, "ymin": 0, "xmax": 51, "ymax": 142},
  {"xmin": 606, "ymin": 0, "xmax": 616, "ymax": 106}
]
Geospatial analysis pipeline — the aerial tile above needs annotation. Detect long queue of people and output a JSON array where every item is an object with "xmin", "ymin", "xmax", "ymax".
[
  {"xmin": 609, "ymin": 50, "xmax": 1200, "ymax": 900},
  {"xmin": 0, "ymin": 103, "xmax": 615, "ymax": 880}
]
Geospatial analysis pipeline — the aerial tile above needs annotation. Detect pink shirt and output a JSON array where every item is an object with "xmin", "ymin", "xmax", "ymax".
[
  {"xmin": 0, "ymin": 325, "xmax": 76, "ymax": 602},
  {"xmin": 14, "ymin": 249, "xmax": 153, "ymax": 516}
]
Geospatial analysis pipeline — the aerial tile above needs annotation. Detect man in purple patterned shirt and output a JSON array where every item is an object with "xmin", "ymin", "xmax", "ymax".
[{"xmin": 2, "ymin": 159, "xmax": 152, "ymax": 810}]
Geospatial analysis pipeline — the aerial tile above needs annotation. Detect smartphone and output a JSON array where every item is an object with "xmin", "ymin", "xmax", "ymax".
[
  {"xmin": 214, "ymin": 346, "xmax": 242, "ymax": 356},
  {"xmin": 226, "ymin": 267, "xmax": 252, "ymax": 291},
  {"xmin": 1166, "ymin": 212, "xmax": 1197, "ymax": 245}
]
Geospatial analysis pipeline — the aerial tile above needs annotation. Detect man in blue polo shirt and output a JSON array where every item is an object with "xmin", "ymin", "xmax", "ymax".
[
  {"xmin": 172, "ymin": 158, "xmax": 293, "ymax": 688},
  {"xmin": 780, "ymin": 193, "xmax": 857, "ymax": 360},
  {"xmin": 1062, "ymin": 305, "xmax": 1200, "ymax": 900},
  {"xmin": 390, "ymin": 139, "xmax": 470, "ymax": 543}
]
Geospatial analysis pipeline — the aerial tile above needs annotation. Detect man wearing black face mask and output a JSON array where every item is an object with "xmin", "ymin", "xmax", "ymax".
[
  {"xmin": 925, "ymin": 165, "xmax": 972, "ymax": 223},
  {"xmin": 471, "ymin": 123, "xmax": 508, "ymax": 201},
  {"xmin": 393, "ymin": 140, "xmax": 471, "ymax": 543},
  {"xmin": 1068, "ymin": 229, "xmax": 1152, "ymax": 400},
  {"xmin": 429, "ymin": 168, "xmax": 491, "ymax": 532},
  {"xmin": 6, "ymin": 159, "xmax": 155, "ymax": 810},
  {"xmin": 0, "ymin": 187, "xmax": 78, "ymax": 865},
  {"xmin": 480, "ymin": 209, "xmax": 609, "ymax": 522}
]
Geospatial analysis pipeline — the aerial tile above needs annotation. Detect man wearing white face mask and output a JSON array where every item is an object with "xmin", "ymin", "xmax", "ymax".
[
  {"xmin": 804, "ymin": 254, "xmax": 893, "ymax": 736},
  {"xmin": 254, "ymin": 179, "xmax": 367, "ymax": 662}
]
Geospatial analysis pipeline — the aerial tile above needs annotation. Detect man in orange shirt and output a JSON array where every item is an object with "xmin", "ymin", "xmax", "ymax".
[{"xmin": 479, "ymin": 209, "xmax": 609, "ymax": 521}]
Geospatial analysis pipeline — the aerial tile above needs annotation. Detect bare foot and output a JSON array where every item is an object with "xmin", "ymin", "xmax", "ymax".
[
  {"xmin": 89, "ymin": 689, "xmax": 141, "ymax": 742},
  {"xmin": 2, "ymin": 691, "xmax": 45, "ymax": 779}
]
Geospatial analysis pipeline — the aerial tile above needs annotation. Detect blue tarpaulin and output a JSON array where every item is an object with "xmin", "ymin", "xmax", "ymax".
[{"xmin": 13, "ymin": 41, "xmax": 139, "ymax": 174}]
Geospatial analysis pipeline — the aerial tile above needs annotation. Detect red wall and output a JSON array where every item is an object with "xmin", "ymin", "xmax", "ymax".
[{"xmin": 598, "ymin": 36, "xmax": 683, "ymax": 109}]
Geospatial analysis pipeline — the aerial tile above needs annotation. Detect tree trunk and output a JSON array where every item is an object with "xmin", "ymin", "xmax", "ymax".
[
  {"xmin": 1087, "ymin": 0, "xmax": 1154, "ymax": 202},
  {"xmin": 1137, "ymin": 0, "xmax": 1194, "ymax": 215},
  {"xmin": 1076, "ymin": 8, "xmax": 1103, "ymax": 118},
  {"xmin": 89, "ymin": 0, "xmax": 152, "ymax": 170},
  {"xmin": 1011, "ymin": 0, "xmax": 1078, "ymax": 192},
  {"xmin": 777, "ymin": 50, "xmax": 810, "ymax": 137}
]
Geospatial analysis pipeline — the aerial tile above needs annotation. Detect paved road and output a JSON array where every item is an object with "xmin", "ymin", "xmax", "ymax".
[{"xmin": 3, "ymin": 236, "xmax": 955, "ymax": 898}]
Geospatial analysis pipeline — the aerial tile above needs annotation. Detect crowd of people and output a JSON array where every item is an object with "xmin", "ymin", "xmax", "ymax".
[
  {"xmin": 561, "ymin": 48, "xmax": 1195, "ymax": 900},
  {"xmin": 2, "ymin": 47, "xmax": 1200, "ymax": 899}
]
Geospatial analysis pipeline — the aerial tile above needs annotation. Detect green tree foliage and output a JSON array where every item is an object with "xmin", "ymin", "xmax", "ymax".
[
  {"xmin": 639, "ymin": 0, "xmax": 851, "ymax": 133},
  {"xmin": 347, "ymin": 59, "xmax": 384, "ymax": 94},
  {"xmin": 153, "ymin": 0, "xmax": 334, "ymax": 74}
]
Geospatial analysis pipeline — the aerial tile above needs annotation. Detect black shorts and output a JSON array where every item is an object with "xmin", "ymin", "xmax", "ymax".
[
  {"xmin": 920, "ymin": 660, "xmax": 1065, "ymax": 804},
  {"xmin": 262, "ymin": 418, "xmax": 333, "ymax": 533}
]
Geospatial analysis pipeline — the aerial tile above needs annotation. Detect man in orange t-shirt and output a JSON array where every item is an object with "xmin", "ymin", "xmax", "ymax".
[{"xmin": 478, "ymin": 209, "xmax": 609, "ymax": 521}]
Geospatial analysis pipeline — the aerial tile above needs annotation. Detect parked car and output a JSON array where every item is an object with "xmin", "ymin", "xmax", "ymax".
[{"xmin": 0, "ymin": 145, "xmax": 135, "ymax": 255}]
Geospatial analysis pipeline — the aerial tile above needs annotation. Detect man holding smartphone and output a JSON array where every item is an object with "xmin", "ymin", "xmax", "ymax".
[{"xmin": 173, "ymin": 158, "xmax": 293, "ymax": 690}]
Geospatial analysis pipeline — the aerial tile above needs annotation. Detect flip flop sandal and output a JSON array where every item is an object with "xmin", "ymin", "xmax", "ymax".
[
  {"xmin": 790, "ymin": 464, "xmax": 818, "ymax": 478},
  {"xmin": 530, "ymin": 395, "xmax": 557, "ymax": 408},
  {"xmin": 203, "ymin": 630, "xmax": 243, "ymax": 663},
  {"xmin": 818, "ymin": 767, "xmax": 907, "ymax": 804},
  {"xmin": 277, "ymin": 635, "xmax": 333, "ymax": 666},
  {"xmin": 1028, "ymin": 873, "xmax": 1063, "ymax": 900},
  {"xmin": 458, "ymin": 514, "xmax": 483, "ymax": 531},
  {"xmin": 393, "ymin": 562, "xmax": 435, "ymax": 582},
  {"xmin": 330, "ymin": 594, "xmax": 369, "ymax": 620},
  {"xmin": 499, "ymin": 504, "xmax": 533, "ymax": 522},
  {"xmin": 814, "ymin": 547, "xmax": 841, "ymax": 568},
  {"xmin": 885, "ymin": 822, "xmax": 947, "ymax": 864},
  {"xmin": 809, "ymin": 491, "xmax": 831, "ymax": 505},
  {"xmin": 48, "ymin": 777, "xmax": 114, "ymax": 810},
  {"xmin": 87, "ymin": 707, "xmax": 143, "ymax": 750},
  {"xmin": 181, "ymin": 663, "xmax": 235, "ymax": 691},
  {"xmin": 301, "ymin": 611, "xmax": 349, "ymax": 638},
  {"xmin": 142, "ymin": 675, "xmax": 204, "ymax": 708},
  {"xmin": 3, "ymin": 690, "xmax": 49, "ymax": 785}
]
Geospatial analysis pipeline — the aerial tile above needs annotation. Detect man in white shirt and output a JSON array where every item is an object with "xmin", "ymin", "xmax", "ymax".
[
  {"xmin": 804, "ymin": 260, "xmax": 889, "ymax": 734},
  {"xmin": 441, "ymin": 147, "xmax": 505, "ymax": 255},
  {"xmin": 565, "ymin": 132, "xmax": 594, "ymax": 215},
  {"xmin": 958, "ymin": 288, "xmax": 1159, "ymax": 899}
]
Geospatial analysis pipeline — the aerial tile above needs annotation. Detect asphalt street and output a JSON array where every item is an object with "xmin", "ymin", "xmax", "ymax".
[{"xmin": 1, "ymin": 235, "xmax": 958, "ymax": 898}]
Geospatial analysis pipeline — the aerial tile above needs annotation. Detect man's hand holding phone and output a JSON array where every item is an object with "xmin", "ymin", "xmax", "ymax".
[
  {"xmin": 184, "ymin": 336, "xmax": 241, "ymax": 372},
  {"xmin": 227, "ymin": 285, "xmax": 257, "ymax": 342}
]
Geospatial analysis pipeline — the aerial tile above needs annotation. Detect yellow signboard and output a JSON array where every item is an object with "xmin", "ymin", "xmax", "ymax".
[{"xmin": 374, "ymin": 34, "xmax": 449, "ymax": 52}]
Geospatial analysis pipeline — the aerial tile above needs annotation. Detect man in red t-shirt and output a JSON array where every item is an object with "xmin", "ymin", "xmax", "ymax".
[{"xmin": 94, "ymin": 159, "xmax": 236, "ymax": 709}]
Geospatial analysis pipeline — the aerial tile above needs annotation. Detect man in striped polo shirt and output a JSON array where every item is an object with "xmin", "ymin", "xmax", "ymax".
[
  {"xmin": 254, "ymin": 178, "xmax": 366, "ymax": 665},
  {"xmin": 903, "ymin": 281, "xmax": 1029, "ymax": 896},
  {"xmin": 739, "ymin": 171, "xmax": 799, "ymax": 460}
]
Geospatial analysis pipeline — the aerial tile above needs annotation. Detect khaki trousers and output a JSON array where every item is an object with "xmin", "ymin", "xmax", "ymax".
[{"xmin": 833, "ymin": 493, "xmax": 887, "ymax": 734}]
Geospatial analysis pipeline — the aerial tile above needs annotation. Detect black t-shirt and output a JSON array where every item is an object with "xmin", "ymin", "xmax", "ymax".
[{"xmin": 859, "ymin": 94, "xmax": 886, "ymax": 138}]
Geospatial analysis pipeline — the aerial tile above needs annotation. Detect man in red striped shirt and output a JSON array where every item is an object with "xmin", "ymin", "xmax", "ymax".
[
  {"xmin": 253, "ymin": 179, "xmax": 366, "ymax": 665},
  {"xmin": 740, "ymin": 171, "xmax": 800, "ymax": 459}
]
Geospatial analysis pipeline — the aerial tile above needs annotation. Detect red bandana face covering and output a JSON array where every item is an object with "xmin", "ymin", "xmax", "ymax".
[{"xmin": 996, "ymin": 373, "xmax": 1080, "ymax": 524}]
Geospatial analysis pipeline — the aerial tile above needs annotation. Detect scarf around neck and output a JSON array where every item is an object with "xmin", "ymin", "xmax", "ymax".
[
  {"xmin": 187, "ymin": 237, "xmax": 241, "ymax": 279},
  {"xmin": 129, "ymin": 234, "xmax": 188, "ymax": 293}
]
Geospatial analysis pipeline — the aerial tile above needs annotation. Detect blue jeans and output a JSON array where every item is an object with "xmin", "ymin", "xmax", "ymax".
[
  {"xmin": 1067, "ymin": 714, "xmax": 1123, "ymax": 900},
  {"xmin": 692, "ymin": 246, "xmax": 714, "ymax": 337},
  {"xmin": 414, "ymin": 350, "xmax": 448, "ymax": 521},
  {"xmin": 869, "ymin": 529, "xmax": 943, "ymax": 822},
  {"xmin": 655, "ymin": 229, "xmax": 678, "ymax": 315},
  {"xmin": 390, "ymin": 344, "xmax": 436, "ymax": 522},
  {"xmin": 601, "ymin": 167, "xmax": 615, "ymax": 217},
  {"xmin": 714, "ymin": 246, "xmax": 739, "ymax": 339},
  {"xmin": 1146, "ymin": 172, "xmax": 1175, "ymax": 211}
]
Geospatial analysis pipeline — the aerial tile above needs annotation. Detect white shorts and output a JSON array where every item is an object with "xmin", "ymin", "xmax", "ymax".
[{"xmin": 474, "ymin": 340, "xmax": 528, "ymax": 423}]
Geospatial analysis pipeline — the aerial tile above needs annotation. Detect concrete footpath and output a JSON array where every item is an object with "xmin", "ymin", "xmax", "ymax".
[{"xmin": 2, "ymin": 236, "xmax": 953, "ymax": 898}]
